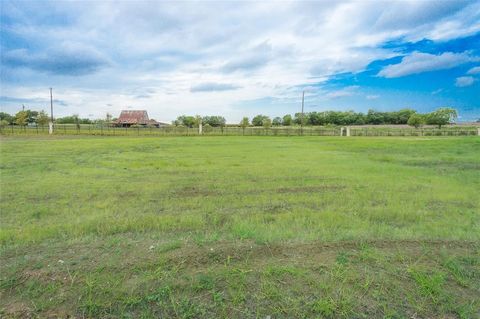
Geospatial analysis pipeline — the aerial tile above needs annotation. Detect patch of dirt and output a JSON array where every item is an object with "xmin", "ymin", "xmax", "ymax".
[
  {"xmin": 276, "ymin": 185, "xmax": 345, "ymax": 193},
  {"xmin": 163, "ymin": 239, "xmax": 479, "ymax": 269},
  {"xmin": 427, "ymin": 199, "xmax": 477, "ymax": 209},
  {"xmin": 172, "ymin": 186, "xmax": 221, "ymax": 197},
  {"xmin": 0, "ymin": 301, "xmax": 32, "ymax": 319}
]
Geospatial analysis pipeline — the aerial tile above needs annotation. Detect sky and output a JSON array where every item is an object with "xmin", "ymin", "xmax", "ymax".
[{"xmin": 1, "ymin": 0, "xmax": 479, "ymax": 123}]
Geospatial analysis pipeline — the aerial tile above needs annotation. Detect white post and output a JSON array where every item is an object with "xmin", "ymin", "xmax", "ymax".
[
  {"xmin": 477, "ymin": 128, "xmax": 480, "ymax": 136},
  {"xmin": 346, "ymin": 127, "xmax": 351, "ymax": 137},
  {"xmin": 198, "ymin": 122, "xmax": 202, "ymax": 135},
  {"xmin": 48, "ymin": 122, "xmax": 53, "ymax": 134}
]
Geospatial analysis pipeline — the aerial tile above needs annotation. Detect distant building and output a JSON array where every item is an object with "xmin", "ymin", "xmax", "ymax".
[
  {"xmin": 115, "ymin": 110, "xmax": 168, "ymax": 127},
  {"xmin": 115, "ymin": 110, "xmax": 149, "ymax": 127}
]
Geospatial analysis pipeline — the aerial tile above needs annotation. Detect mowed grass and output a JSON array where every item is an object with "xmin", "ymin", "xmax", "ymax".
[{"xmin": 0, "ymin": 136, "xmax": 479, "ymax": 318}]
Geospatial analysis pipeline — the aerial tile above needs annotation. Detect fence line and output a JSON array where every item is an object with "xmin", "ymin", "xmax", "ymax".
[{"xmin": 0, "ymin": 124, "xmax": 478, "ymax": 137}]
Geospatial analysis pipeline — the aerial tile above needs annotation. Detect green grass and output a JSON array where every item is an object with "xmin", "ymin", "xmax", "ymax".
[{"xmin": 1, "ymin": 135, "xmax": 479, "ymax": 318}]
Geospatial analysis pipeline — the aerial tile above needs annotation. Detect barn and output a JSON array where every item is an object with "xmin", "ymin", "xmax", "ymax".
[{"xmin": 115, "ymin": 110, "xmax": 158, "ymax": 127}]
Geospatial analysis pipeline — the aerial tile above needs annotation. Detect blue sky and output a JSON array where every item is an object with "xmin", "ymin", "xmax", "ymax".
[{"xmin": 1, "ymin": 0, "xmax": 479, "ymax": 122}]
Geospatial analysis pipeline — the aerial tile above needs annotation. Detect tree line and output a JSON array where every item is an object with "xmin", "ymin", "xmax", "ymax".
[
  {"xmin": 1, "ymin": 107, "xmax": 459, "ymax": 129},
  {"xmin": 173, "ymin": 115, "xmax": 226, "ymax": 128},
  {"xmin": 173, "ymin": 108, "xmax": 458, "ymax": 129},
  {"xmin": 0, "ymin": 111, "xmax": 114, "ymax": 127}
]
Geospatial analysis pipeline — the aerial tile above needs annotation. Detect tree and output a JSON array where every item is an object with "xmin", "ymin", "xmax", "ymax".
[
  {"xmin": 203, "ymin": 123, "xmax": 212, "ymax": 133},
  {"xmin": 176, "ymin": 115, "xmax": 196, "ymax": 128},
  {"xmin": 252, "ymin": 115, "xmax": 269, "ymax": 126},
  {"xmin": 272, "ymin": 117, "xmax": 282, "ymax": 126},
  {"xmin": 239, "ymin": 117, "xmax": 249, "ymax": 128},
  {"xmin": 202, "ymin": 116, "xmax": 226, "ymax": 127},
  {"xmin": 239, "ymin": 117, "xmax": 249, "ymax": 135},
  {"xmin": 308, "ymin": 112, "xmax": 324, "ymax": 125},
  {"xmin": 396, "ymin": 109, "xmax": 416, "ymax": 124},
  {"xmin": 0, "ymin": 112, "xmax": 14, "ymax": 124},
  {"xmin": 282, "ymin": 114, "xmax": 292, "ymax": 126},
  {"xmin": 56, "ymin": 116, "xmax": 77, "ymax": 124},
  {"xmin": 36, "ymin": 110, "xmax": 50, "ymax": 126},
  {"xmin": 407, "ymin": 113, "xmax": 424, "ymax": 128},
  {"xmin": 425, "ymin": 107, "xmax": 457, "ymax": 128},
  {"xmin": 366, "ymin": 109, "xmax": 385, "ymax": 125},
  {"xmin": 25, "ymin": 110, "xmax": 38, "ymax": 124},
  {"xmin": 293, "ymin": 113, "xmax": 302, "ymax": 125},
  {"xmin": 15, "ymin": 111, "xmax": 28, "ymax": 126},
  {"xmin": 57, "ymin": 116, "xmax": 92, "ymax": 124},
  {"xmin": 262, "ymin": 117, "xmax": 272, "ymax": 129},
  {"xmin": 106, "ymin": 113, "xmax": 113, "ymax": 124}
]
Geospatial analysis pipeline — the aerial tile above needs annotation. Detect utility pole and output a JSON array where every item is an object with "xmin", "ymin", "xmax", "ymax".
[
  {"xmin": 301, "ymin": 90, "xmax": 305, "ymax": 135},
  {"xmin": 22, "ymin": 104, "xmax": 25, "ymax": 111},
  {"xmin": 49, "ymin": 88, "xmax": 54, "ymax": 134},
  {"xmin": 50, "ymin": 88, "xmax": 54, "ymax": 122}
]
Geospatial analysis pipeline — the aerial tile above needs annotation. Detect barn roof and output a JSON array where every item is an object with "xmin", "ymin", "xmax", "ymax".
[{"xmin": 116, "ymin": 110, "xmax": 149, "ymax": 124}]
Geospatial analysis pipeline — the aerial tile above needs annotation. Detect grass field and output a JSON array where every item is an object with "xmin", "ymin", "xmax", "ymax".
[{"xmin": 1, "ymin": 136, "xmax": 479, "ymax": 318}]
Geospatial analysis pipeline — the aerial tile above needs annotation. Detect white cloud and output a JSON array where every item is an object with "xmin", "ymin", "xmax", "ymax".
[
  {"xmin": 190, "ymin": 83, "xmax": 241, "ymax": 92},
  {"xmin": 366, "ymin": 95, "xmax": 380, "ymax": 100},
  {"xmin": 325, "ymin": 86, "xmax": 359, "ymax": 99},
  {"xmin": 455, "ymin": 76, "xmax": 475, "ymax": 87},
  {"xmin": 420, "ymin": 1, "xmax": 480, "ymax": 41},
  {"xmin": 378, "ymin": 51, "xmax": 476, "ymax": 78},
  {"xmin": 1, "ymin": 1, "xmax": 479, "ymax": 121},
  {"xmin": 467, "ymin": 66, "xmax": 480, "ymax": 74}
]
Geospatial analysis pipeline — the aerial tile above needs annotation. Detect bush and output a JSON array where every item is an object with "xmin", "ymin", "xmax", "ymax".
[
  {"xmin": 407, "ymin": 113, "xmax": 425, "ymax": 128},
  {"xmin": 252, "ymin": 115, "xmax": 270, "ymax": 126},
  {"xmin": 203, "ymin": 123, "xmax": 212, "ymax": 133}
]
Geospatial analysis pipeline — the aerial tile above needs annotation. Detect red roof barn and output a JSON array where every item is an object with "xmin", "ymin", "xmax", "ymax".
[{"xmin": 115, "ymin": 110, "xmax": 150, "ymax": 127}]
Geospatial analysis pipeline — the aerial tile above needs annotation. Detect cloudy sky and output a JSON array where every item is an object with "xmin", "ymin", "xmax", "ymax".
[{"xmin": 1, "ymin": 0, "xmax": 479, "ymax": 122}]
